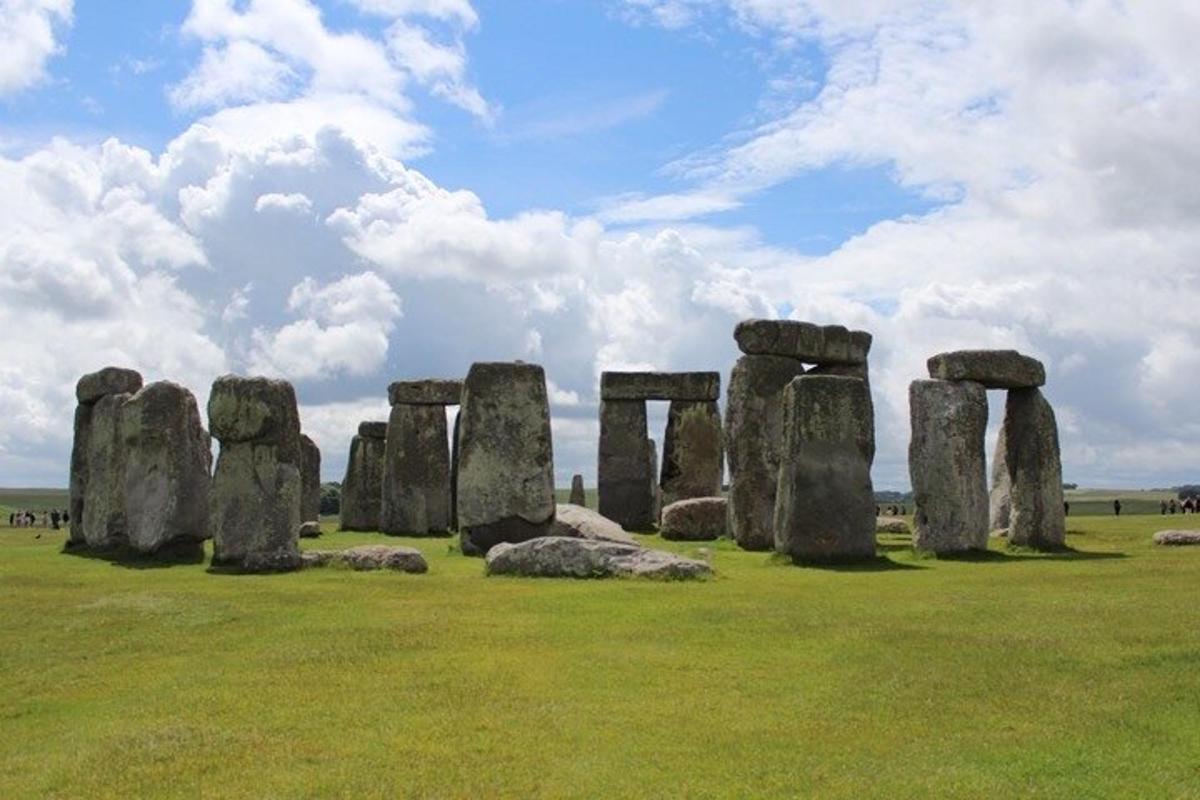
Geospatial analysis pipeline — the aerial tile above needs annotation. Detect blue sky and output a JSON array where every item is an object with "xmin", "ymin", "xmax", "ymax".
[{"xmin": 1, "ymin": 0, "xmax": 1198, "ymax": 491}]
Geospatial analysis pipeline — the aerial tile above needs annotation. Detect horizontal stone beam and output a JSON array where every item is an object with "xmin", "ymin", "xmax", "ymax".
[
  {"xmin": 600, "ymin": 372, "xmax": 720, "ymax": 401},
  {"xmin": 733, "ymin": 319, "xmax": 872, "ymax": 365},
  {"xmin": 76, "ymin": 366, "xmax": 143, "ymax": 405},
  {"xmin": 927, "ymin": 350, "xmax": 1045, "ymax": 389},
  {"xmin": 387, "ymin": 379, "xmax": 463, "ymax": 406}
]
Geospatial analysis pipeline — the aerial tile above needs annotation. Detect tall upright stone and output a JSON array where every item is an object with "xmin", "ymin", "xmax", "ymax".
[
  {"xmin": 340, "ymin": 422, "xmax": 386, "ymax": 532},
  {"xmin": 81, "ymin": 392, "xmax": 136, "ymax": 549},
  {"xmin": 569, "ymin": 474, "xmax": 586, "ymax": 506},
  {"xmin": 725, "ymin": 354, "xmax": 805, "ymax": 550},
  {"xmin": 120, "ymin": 381, "xmax": 211, "ymax": 555},
  {"xmin": 908, "ymin": 380, "xmax": 989, "ymax": 554},
  {"xmin": 598, "ymin": 400, "xmax": 656, "ymax": 531},
  {"xmin": 456, "ymin": 362, "xmax": 555, "ymax": 556},
  {"xmin": 774, "ymin": 375, "xmax": 876, "ymax": 563},
  {"xmin": 660, "ymin": 400, "xmax": 723, "ymax": 508},
  {"xmin": 300, "ymin": 434, "xmax": 321, "ymax": 524},
  {"xmin": 208, "ymin": 375, "xmax": 303, "ymax": 572},
  {"xmin": 1003, "ymin": 388, "xmax": 1066, "ymax": 549},
  {"xmin": 450, "ymin": 408, "xmax": 461, "ymax": 531},
  {"xmin": 381, "ymin": 404, "xmax": 452, "ymax": 535},
  {"xmin": 989, "ymin": 420, "xmax": 1011, "ymax": 531}
]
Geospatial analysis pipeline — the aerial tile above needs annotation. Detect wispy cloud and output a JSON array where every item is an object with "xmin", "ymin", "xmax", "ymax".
[{"xmin": 498, "ymin": 88, "xmax": 669, "ymax": 142}]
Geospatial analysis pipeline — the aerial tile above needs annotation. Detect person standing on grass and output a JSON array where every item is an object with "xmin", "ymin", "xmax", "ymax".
[
  {"xmin": 1169, "ymin": 498, "xmax": 1177, "ymax": 514},
  {"xmin": 1064, "ymin": 501, "xmax": 1070, "ymax": 517},
  {"xmin": 50, "ymin": 510, "xmax": 60, "ymax": 530},
  {"xmin": 1113, "ymin": 499, "xmax": 1122, "ymax": 516}
]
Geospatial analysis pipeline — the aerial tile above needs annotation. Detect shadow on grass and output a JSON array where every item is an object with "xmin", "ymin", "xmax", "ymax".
[
  {"xmin": 60, "ymin": 541, "xmax": 205, "ymax": 570},
  {"xmin": 767, "ymin": 552, "xmax": 925, "ymax": 572},
  {"xmin": 927, "ymin": 546, "xmax": 1127, "ymax": 563}
]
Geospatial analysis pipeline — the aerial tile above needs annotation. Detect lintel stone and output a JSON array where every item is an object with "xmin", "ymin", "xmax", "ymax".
[{"xmin": 600, "ymin": 371, "xmax": 720, "ymax": 401}]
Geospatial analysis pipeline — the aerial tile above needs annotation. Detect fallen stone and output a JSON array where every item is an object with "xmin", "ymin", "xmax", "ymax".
[
  {"xmin": 456, "ymin": 362, "xmax": 556, "ymax": 555},
  {"xmin": 299, "ymin": 521, "xmax": 322, "ymax": 539},
  {"xmin": 908, "ymin": 379, "xmax": 990, "ymax": 554},
  {"xmin": 660, "ymin": 400, "xmax": 723, "ymax": 508},
  {"xmin": 550, "ymin": 503, "xmax": 638, "ymax": 545},
  {"xmin": 387, "ymin": 379, "xmax": 463, "ymax": 406},
  {"xmin": 597, "ymin": 400, "xmax": 656, "ymax": 531},
  {"xmin": 380, "ymin": 403, "xmax": 451, "ymax": 536},
  {"xmin": 358, "ymin": 421, "xmax": 388, "ymax": 439},
  {"xmin": 734, "ymin": 319, "xmax": 871, "ymax": 365},
  {"xmin": 876, "ymin": 518, "xmax": 911, "ymax": 534},
  {"xmin": 485, "ymin": 536, "xmax": 711, "ymax": 580},
  {"xmin": 600, "ymin": 371, "xmax": 720, "ymax": 402},
  {"xmin": 120, "ymin": 381, "xmax": 211, "ymax": 555},
  {"xmin": 660, "ymin": 497, "xmax": 727, "ymax": 541},
  {"xmin": 76, "ymin": 366, "xmax": 143, "ymax": 405},
  {"xmin": 300, "ymin": 434, "xmax": 321, "ymax": 524},
  {"xmin": 774, "ymin": 375, "xmax": 876, "ymax": 563},
  {"xmin": 724, "ymin": 354, "xmax": 805, "ymax": 550},
  {"xmin": 340, "ymin": 429, "xmax": 386, "ymax": 532},
  {"xmin": 302, "ymin": 544, "xmax": 428, "ymax": 572},
  {"xmin": 927, "ymin": 350, "xmax": 1046, "ymax": 389},
  {"xmin": 1153, "ymin": 530, "xmax": 1200, "ymax": 546},
  {"xmin": 569, "ymin": 474, "xmax": 586, "ymax": 506},
  {"xmin": 1002, "ymin": 387, "xmax": 1066, "ymax": 550}
]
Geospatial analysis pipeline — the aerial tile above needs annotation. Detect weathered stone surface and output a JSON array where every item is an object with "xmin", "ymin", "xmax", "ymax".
[
  {"xmin": 120, "ymin": 381, "xmax": 211, "ymax": 555},
  {"xmin": 1153, "ymin": 530, "xmax": 1200, "ymax": 546},
  {"xmin": 661, "ymin": 497, "xmax": 727, "ymax": 541},
  {"xmin": 550, "ymin": 503, "xmax": 638, "ymax": 545},
  {"xmin": 300, "ymin": 434, "xmax": 321, "ymax": 524},
  {"xmin": 68, "ymin": 403, "xmax": 92, "ymax": 547},
  {"xmin": 456, "ymin": 362, "xmax": 555, "ymax": 556},
  {"xmin": 734, "ymin": 319, "xmax": 871, "ymax": 365},
  {"xmin": 989, "ymin": 420, "xmax": 1011, "ymax": 531},
  {"xmin": 485, "ymin": 537, "xmax": 711, "ymax": 580},
  {"xmin": 598, "ymin": 400, "xmax": 656, "ymax": 531},
  {"xmin": 927, "ymin": 350, "xmax": 1046, "ymax": 389},
  {"xmin": 208, "ymin": 375, "xmax": 302, "ymax": 572},
  {"xmin": 774, "ymin": 375, "xmax": 876, "ymax": 563},
  {"xmin": 81, "ymin": 392, "xmax": 134, "ymax": 549},
  {"xmin": 302, "ymin": 544, "xmax": 428, "ymax": 572},
  {"xmin": 600, "ymin": 372, "xmax": 720, "ymax": 401},
  {"xmin": 660, "ymin": 400, "xmax": 723, "ymax": 508},
  {"xmin": 358, "ymin": 421, "xmax": 388, "ymax": 439},
  {"xmin": 877, "ymin": 518, "xmax": 911, "ymax": 534},
  {"xmin": 450, "ymin": 408, "xmax": 461, "ymax": 531},
  {"xmin": 381, "ymin": 403, "xmax": 452, "ymax": 535},
  {"xmin": 387, "ymin": 379, "xmax": 463, "ymax": 406},
  {"xmin": 808, "ymin": 361, "xmax": 875, "ymax": 464},
  {"xmin": 909, "ymin": 380, "xmax": 990, "ymax": 554},
  {"xmin": 1002, "ymin": 387, "xmax": 1066, "ymax": 549},
  {"xmin": 724, "ymin": 354, "xmax": 805, "ymax": 550},
  {"xmin": 569, "ymin": 474, "xmax": 586, "ymax": 506},
  {"xmin": 76, "ymin": 366, "xmax": 143, "ymax": 405},
  {"xmin": 299, "ymin": 521, "xmax": 322, "ymax": 538},
  {"xmin": 208, "ymin": 375, "xmax": 302, "ymax": 451},
  {"xmin": 340, "ymin": 432, "xmax": 386, "ymax": 531}
]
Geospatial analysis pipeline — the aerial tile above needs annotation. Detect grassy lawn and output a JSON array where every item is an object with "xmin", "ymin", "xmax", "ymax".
[{"xmin": 1, "ymin": 514, "xmax": 1199, "ymax": 798}]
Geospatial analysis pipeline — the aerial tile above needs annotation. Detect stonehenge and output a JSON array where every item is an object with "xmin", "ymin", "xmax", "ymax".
[
  {"xmin": 660, "ymin": 497, "xmax": 727, "ymax": 542},
  {"xmin": 381, "ymin": 380, "xmax": 461, "ymax": 536},
  {"xmin": 908, "ymin": 351, "xmax": 1065, "ymax": 553},
  {"xmin": 569, "ymin": 474, "xmax": 586, "ymax": 506},
  {"xmin": 456, "ymin": 362, "xmax": 556, "ymax": 556},
  {"xmin": 300, "ymin": 434, "xmax": 321, "ymax": 532},
  {"xmin": 340, "ymin": 422, "xmax": 387, "ymax": 531},
  {"xmin": 208, "ymin": 375, "xmax": 304, "ymax": 572},
  {"xmin": 597, "ymin": 371, "xmax": 721, "ymax": 532}
]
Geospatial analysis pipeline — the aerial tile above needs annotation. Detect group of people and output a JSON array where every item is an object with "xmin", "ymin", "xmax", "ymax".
[
  {"xmin": 6, "ymin": 509, "xmax": 67, "ymax": 529},
  {"xmin": 1161, "ymin": 498, "xmax": 1197, "ymax": 515},
  {"xmin": 877, "ymin": 505, "xmax": 908, "ymax": 516}
]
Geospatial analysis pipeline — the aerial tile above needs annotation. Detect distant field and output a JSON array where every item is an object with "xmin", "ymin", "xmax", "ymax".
[{"xmin": 0, "ymin": 488, "xmax": 69, "ymax": 516}]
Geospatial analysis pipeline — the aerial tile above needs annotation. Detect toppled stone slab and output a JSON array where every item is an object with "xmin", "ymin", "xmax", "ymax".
[
  {"xmin": 569, "ymin": 474, "xmax": 586, "ymax": 506},
  {"xmin": 76, "ymin": 366, "xmax": 143, "ymax": 405},
  {"xmin": 358, "ymin": 421, "xmax": 388, "ymax": 439},
  {"xmin": 876, "ymin": 518, "xmax": 911, "ymax": 534},
  {"xmin": 485, "ymin": 537, "xmax": 711, "ymax": 580},
  {"xmin": 660, "ymin": 497, "xmax": 727, "ymax": 541},
  {"xmin": 299, "ymin": 521, "xmax": 322, "ymax": 539},
  {"xmin": 600, "ymin": 372, "xmax": 720, "ymax": 402},
  {"xmin": 927, "ymin": 350, "xmax": 1046, "ymax": 389},
  {"xmin": 387, "ymin": 379, "xmax": 463, "ymax": 406},
  {"xmin": 1153, "ymin": 530, "xmax": 1200, "ymax": 546},
  {"xmin": 734, "ymin": 320, "xmax": 871, "ymax": 365},
  {"xmin": 302, "ymin": 544, "xmax": 428, "ymax": 572},
  {"xmin": 550, "ymin": 503, "xmax": 638, "ymax": 545}
]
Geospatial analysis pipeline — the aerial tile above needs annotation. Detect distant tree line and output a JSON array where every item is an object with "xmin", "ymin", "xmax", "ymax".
[
  {"xmin": 1176, "ymin": 485, "xmax": 1200, "ymax": 501},
  {"xmin": 320, "ymin": 483, "xmax": 341, "ymax": 516}
]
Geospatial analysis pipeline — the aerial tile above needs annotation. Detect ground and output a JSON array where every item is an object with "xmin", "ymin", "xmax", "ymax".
[{"xmin": 1, "ymin": 508, "xmax": 1198, "ymax": 798}]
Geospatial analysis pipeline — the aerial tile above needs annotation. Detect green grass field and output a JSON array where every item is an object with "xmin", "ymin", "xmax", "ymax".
[{"xmin": 2, "ymin": 513, "xmax": 1199, "ymax": 798}]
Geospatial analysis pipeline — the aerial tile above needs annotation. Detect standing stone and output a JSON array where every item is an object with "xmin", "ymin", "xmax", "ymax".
[
  {"xmin": 660, "ymin": 400, "xmax": 723, "ymax": 509},
  {"xmin": 340, "ymin": 422, "xmax": 387, "ymax": 532},
  {"xmin": 989, "ymin": 419, "xmax": 1011, "ymax": 532},
  {"xmin": 300, "ymin": 434, "xmax": 321, "ymax": 525},
  {"xmin": 456, "ymin": 362, "xmax": 555, "ymax": 556},
  {"xmin": 725, "ymin": 354, "xmax": 805, "ymax": 550},
  {"xmin": 120, "ymin": 381, "xmax": 211, "ymax": 555},
  {"xmin": 908, "ymin": 380, "xmax": 989, "ymax": 554},
  {"xmin": 774, "ymin": 375, "xmax": 876, "ymax": 563},
  {"xmin": 598, "ymin": 400, "xmax": 656, "ymax": 531},
  {"xmin": 208, "ymin": 376, "xmax": 303, "ymax": 572},
  {"xmin": 450, "ymin": 408, "xmax": 461, "ymax": 531},
  {"xmin": 569, "ymin": 474, "xmax": 586, "ymax": 506},
  {"xmin": 649, "ymin": 440, "xmax": 662, "ymax": 524},
  {"xmin": 81, "ymin": 392, "xmax": 135, "ymax": 550},
  {"xmin": 808, "ymin": 361, "xmax": 875, "ymax": 464},
  {"xmin": 381, "ymin": 403, "xmax": 452, "ymax": 536},
  {"xmin": 68, "ymin": 403, "xmax": 93, "ymax": 548},
  {"xmin": 1002, "ymin": 388, "xmax": 1067, "ymax": 549}
]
